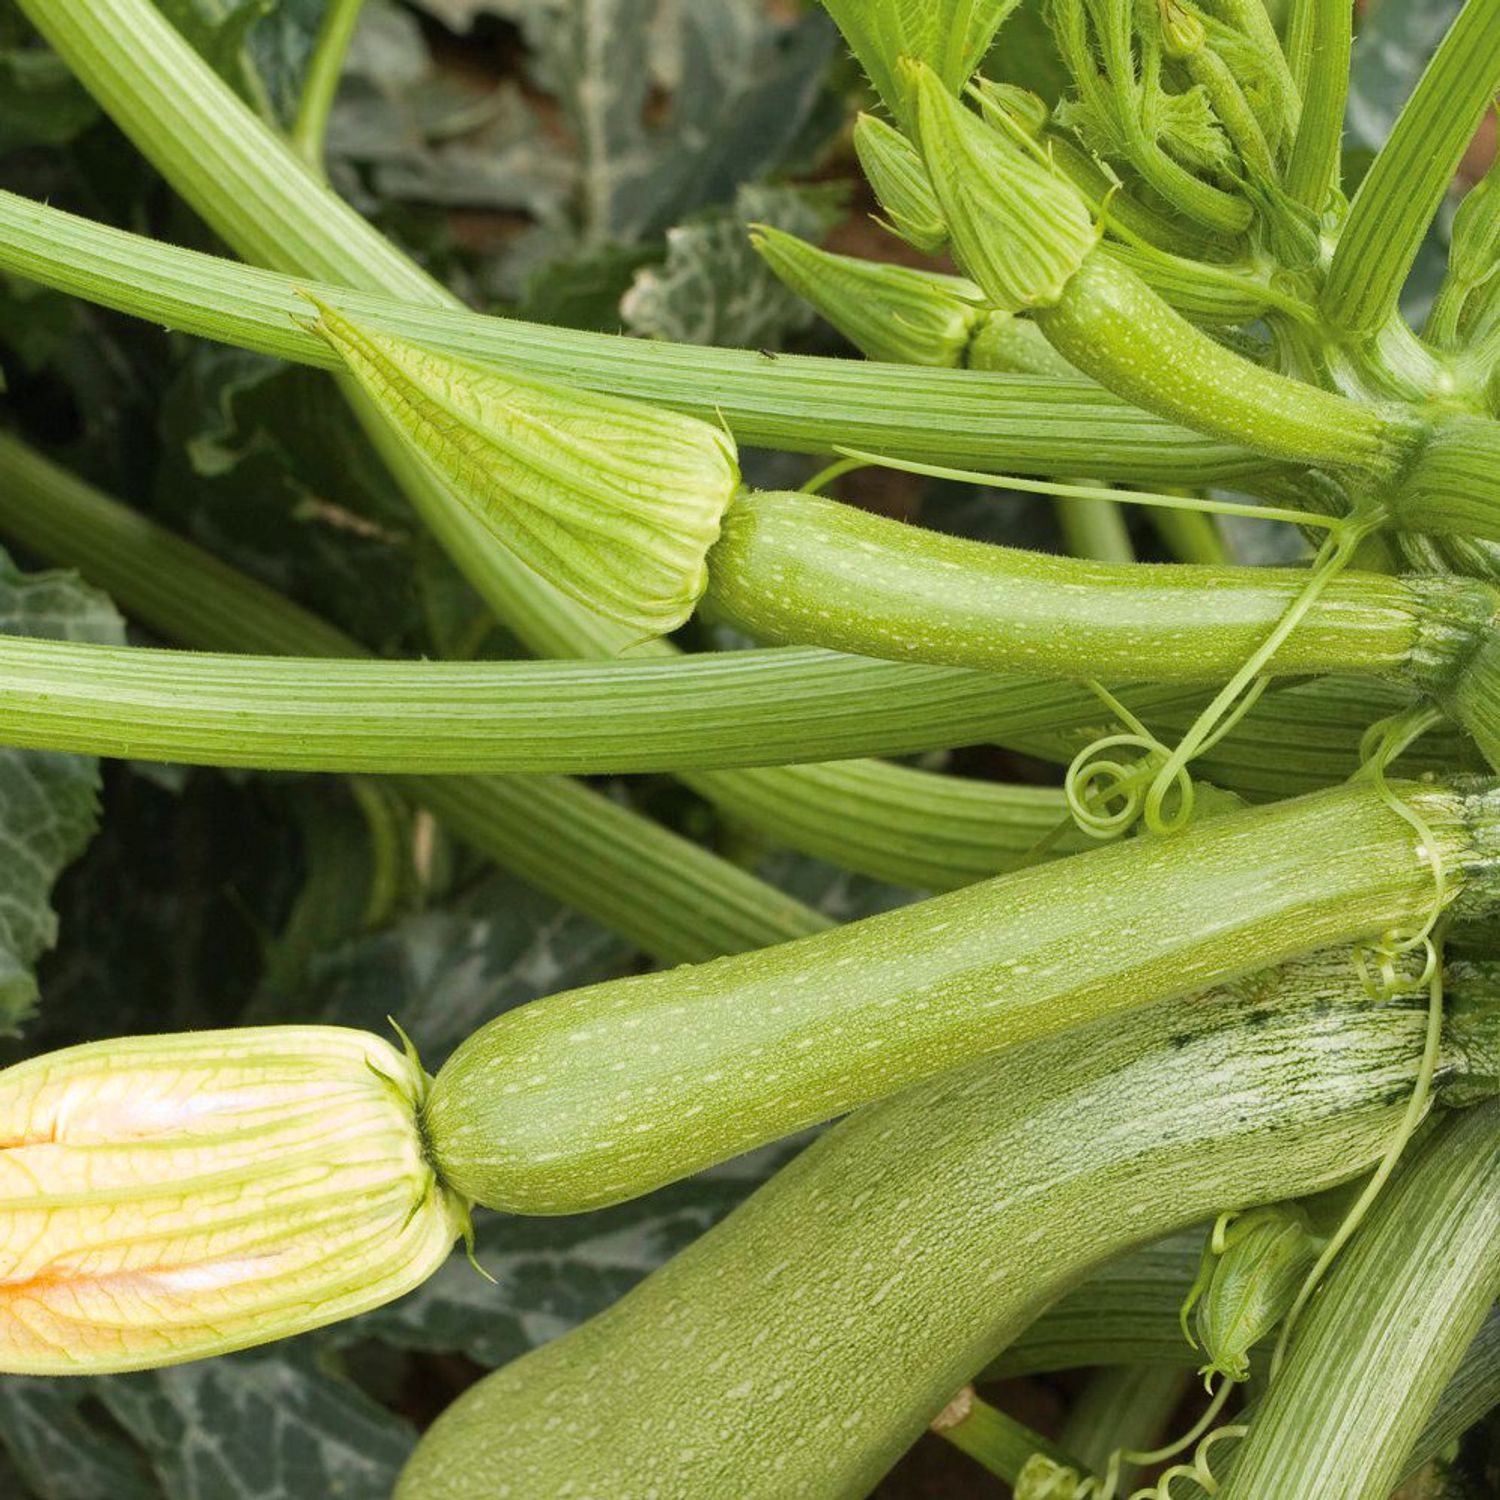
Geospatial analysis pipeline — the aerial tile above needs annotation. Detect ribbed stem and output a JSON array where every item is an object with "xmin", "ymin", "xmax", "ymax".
[
  {"xmin": 1282, "ymin": 0, "xmax": 1352, "ymax": 211},
  {"xmin": 0, "ymin": 434, "xmax": 823, "ymax": 963},
  {"xmin": 0, "ymin": 629, "xmax": 1136, "ymax": 776},
  {"xmin": 1221, "ymin": 1101, "xmax": 1500, "ymax": 1499},
  {"xmin": 0, "ymin": 190, "xmax": 1274, "ymax": 489},
  {"xmin": 1322, "ymin": 0, "xmax": 1500, "ymax": 335},
  {"xmin": 398, "ymin": 951, "xmax": 1494, "ymax": 1499},
  {"xmin": 1062, "ymin": 1365, "xmax": 1190, "ymax": 1492}
]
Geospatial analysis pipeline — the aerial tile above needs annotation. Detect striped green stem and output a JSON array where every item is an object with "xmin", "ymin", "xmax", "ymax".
[
  {"xmin": 0, "ymin": 435, "xmax": 1168, "ymax": 891},
  {"xmin": 1322, "ymin": 0, "xmax": 1500, "ymax": 336},
  {"xmin": 0, "ymin": 632, "xmax": 1127, "ymax": 776},
  {"xmin": 398, "ymin": 951, "xmax": 1500, "ymax": 1499},
  {"xmin": 424, "ymin": 779, "xmax": 1500, "ymax": 1214},
  {"xmin": 0, "ymin": 437, "xmax": 823, "ymax": 963},
  {"xmin": 1220, "ymin": 1101, "xmax": 1500, "ymax": 1499},
  {"xmin": 1282, "ymin": 0, "xmax": 1352, "ymax": 212},
  {"xmin": 0, "ymin": 189, "xmax": 1272, "ymax": 490}
]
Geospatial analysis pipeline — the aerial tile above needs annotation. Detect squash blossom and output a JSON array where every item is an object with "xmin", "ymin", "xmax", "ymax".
[
  {"xmin": 0, "ymin": 1027, "xmax": 466, "ymax": 1374},
  {"xmin": 307, "ymin": 297, "xmax": 742, "ymax": 641}
]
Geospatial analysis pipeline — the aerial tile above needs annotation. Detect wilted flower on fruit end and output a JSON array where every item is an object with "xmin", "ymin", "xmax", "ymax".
[
  {"xmin": 0, "ymin": 1027, "xmax": 465, "ymax": 1374},
  {"xmin": 308, "ymin": 298, "xmax": 741, "ymax": 641}
]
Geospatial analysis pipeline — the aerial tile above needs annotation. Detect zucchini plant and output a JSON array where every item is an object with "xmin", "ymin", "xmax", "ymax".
[{"xmin": 0, "ymin": 0, "xmax": 1498, "ymax": 1496}]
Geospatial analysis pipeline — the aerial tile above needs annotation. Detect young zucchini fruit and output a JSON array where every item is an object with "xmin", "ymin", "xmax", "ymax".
[
  {"xmin": 703, "ymin": 490, "xmax": 1500, "ymax": 771},
  {"xmin": 422, "ymin": 778, "xmax": 1500, "ymax": 1215},
  {"xmin": 399, "ymin": 950, "xmax": 1500, "ymax": 1500}
]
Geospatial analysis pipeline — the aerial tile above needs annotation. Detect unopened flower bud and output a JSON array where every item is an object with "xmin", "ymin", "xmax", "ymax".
[
  {"xmin": 853, "ymin": 113, "xmax": 951, "ymax": 255},
  {"xmin": 971, "ymin": 78, "xmax": 1053, "ymax": 140},
  {"xmin": 907, "ymin": 60, "xmax": 1098, "ymax": 313},
  {"xmin": 1182, "ymin": 1205, "xmax": 1322, "ymax": 1384},
  {"xmin": 750, "ymin": 224, "xmax": 983, "ymax": 367},
  {"xmin": 308, "ymin": 299, "xmax": 741, "ymax": 640},
  {"xmin": 0, "ymin": 1027, "xmax": 465, "ymax": 1373}
]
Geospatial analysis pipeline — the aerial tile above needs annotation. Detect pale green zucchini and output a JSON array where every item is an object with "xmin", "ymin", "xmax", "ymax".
[
  {"xmin": 423, "ymin": 779, "xmax": 1500, "ymax": 1215},
  {"xmin": 399, "ymin": 950, "xmax": 1500, "ymax": 1500}
]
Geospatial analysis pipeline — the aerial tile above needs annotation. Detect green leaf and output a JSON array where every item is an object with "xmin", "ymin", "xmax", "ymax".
[
  {"xmin": 820, "ymin": 0, "xmax": 1023, "ymax": 127},
  {"xmin": 0, "ymin": 1380, "xmax": 160, "ymax": 1500},
  {"xmin": 621, "ymin": 182, "xmax": 847, "ymax": 349},
  {"xmin": 0, "ymin": 550, "xmax": 123, "ymax": 1030},
  {"xmin": 94, "ymin": 1350, "xmax": 414, "ymax": 1500},
  {"xmin": 153, "ymin": 347, "xmax": 437, "ymax": 657},
  {"xmin": 531, "ymin": 0, "xmax": 839, "ymax": 243},
  {"xmin": 0, "ymin": 47, "xmax": 98, "ymax": 152}
]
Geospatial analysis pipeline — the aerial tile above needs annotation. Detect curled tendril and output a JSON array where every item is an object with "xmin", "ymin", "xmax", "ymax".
[
  {"xmin": 1125, "ymin": 1424, "xmax": 1248, "ymax": 1499},
  {"xmin": 1351, "ymin": 703, "xmax": 1450, "ymax": 1001},
  {"xmin": 1063, "ymin": 683, "xmax": 1196, "ymax": 841}
]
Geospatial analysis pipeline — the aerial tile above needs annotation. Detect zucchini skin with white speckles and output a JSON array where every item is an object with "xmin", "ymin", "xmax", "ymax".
[
  {"xmin": 422, "ymin": 780, "xmax": 1500, "ymax": 1217},
  {"xmin": 401, "ymin": 951, "xmax": 1499, "ymax": 1500},
  {"xmin": 702, "ymin": 488, "xmax": 1498, "ymax": 693}
]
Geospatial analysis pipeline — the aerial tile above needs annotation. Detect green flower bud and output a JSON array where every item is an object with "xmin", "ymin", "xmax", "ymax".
[
  {"xmin": 0, "ymin": 1027, "xmax": 466, "ymax": 1374},
  {"xmin": 749, "ymin": 223, "xmax": 983, "ymax": 367},
  {"xmin": 907, "ymin": 60, "xmax": 1098, "ymax": 313},
  {"xmin": 1450, "ymin": 150, "xmax": 1500, "ymax": 299},
  {"xmin": 1182, "ymin": 1205, "xmax": 1322, "ymax": 1384},
  {"xmin": 970, "ymin": 78, "xmax": 1053, "ymax": 140},
  {"xmin": 1014, "ymin": 1455, "xmax": 1088, "ymax": 1499},
  {"xmin": 307, "ymin": 299, "xmax": 741, "ymax": 640},
  {"xmin": 1156, "ymin": 0, "xmax": 1207, "ymax": 59},
  {"xmin": 853, "ymin": 114, "xmax": 951, "ymax": 256}
]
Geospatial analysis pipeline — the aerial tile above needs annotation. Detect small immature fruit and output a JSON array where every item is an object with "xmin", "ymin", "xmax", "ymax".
[
  {"xmin": 0, "ymin": 1027, "xmax": 465, "ymax": 1373},
  {"xmin": 308, "ymin": 299, "xmax": 742, "ymax": 640}
]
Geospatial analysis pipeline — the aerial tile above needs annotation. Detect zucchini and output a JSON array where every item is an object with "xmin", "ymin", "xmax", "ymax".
[
  {"xmin": 702, "ymin": 489, "xmax": 1500, "ymax": 756},
  {"xmin": 423, "ymin": 779, "xmax": 1500, "ymax": 1215},
  {"xmin": 399, "ymin": 950, "xmax": 1500, "ymax": 1500}
]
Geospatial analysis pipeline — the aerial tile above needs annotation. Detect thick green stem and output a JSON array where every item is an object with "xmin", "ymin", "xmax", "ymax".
[
  {"xmin": 933, "ymin": 1389, "xmax": 1075, "ymax": 1483},
  {"xmin": 0, "ymin": 190, "xmax": 1272, "ymax": 489},
  {"xmin": 0, "ymin": 630, "xmax": 1128, "ymax": 776},
  {"xmin": 424, "ymin": 779, "xmax": 1500, "ymax": 1213},
  {"xmin": 1282, "ymin": 0, "xmax": 1352, "ymax": 212},
  {"xmin": 398, "ymin": 951, "xmax": 1498, "ymax": 1499},
  {"xmin": 1322, "ymin": 0, "xmax": 1500, "ymax": 335},
  {"xmin": 0, "ymin": 436, "xmax": 823, "ymax": 962},
  {"xmin": 1221, "ymin": 1101, "xmax": 1500, "ymax": 1499},
  {"xmin": 704, "ymin": 489, "xmax": 1497, "ymax": 695}
]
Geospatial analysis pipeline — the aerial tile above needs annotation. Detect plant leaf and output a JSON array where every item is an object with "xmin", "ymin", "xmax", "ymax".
[
  {"xmin": 0, "ymin": 550, "xmax": 123, "ymax": 1031},
  {"xmin": 820, "ymin": 0, "xmax": 1023, "ymax": 127},
  {"xmin": 0, "ymin": 1380, "xmax": 160, "ymax": 1499},
  {"xmin": 621, "ymin": 182, "xmax": 846, "ymax": 349},
  {"xmin": 94, "ymin": 1350, "xmax": 415, "ymax": 1500}
]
